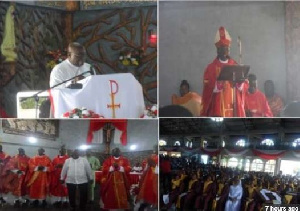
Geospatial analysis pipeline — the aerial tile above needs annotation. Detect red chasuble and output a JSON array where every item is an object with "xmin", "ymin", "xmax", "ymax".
[
  {"xmin": 102, "ymin": 156, "xmax": 131, "ymax": 209},
  {"xmin": 0, "ymin": 152, "xmax": 10, "ymax": 194},
  {"xmin": 137, "ymin": 154, "xmax": 158, "ymax": 206},
  {"xmin": 50, "ymin": 155, "xmax": 69, "ymax": 197},
  {"xmin": 27, "ymin": 155, "xmax": 53, "ymax": 199},
  {"xmin": 4, "ymin": 154, "xmax": 30, "ymax": 196},
  {"xmin": 201, "ymin": 58, "xmax": 247, "ymax": 117},
  {"xmin": 245, "ymin": 90, "xmax": 273, "ymax": 117}
]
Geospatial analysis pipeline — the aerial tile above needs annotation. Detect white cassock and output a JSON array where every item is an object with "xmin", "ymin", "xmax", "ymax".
[
  {"xmin": 49, "ymin": 59, "xmax": 91, "ymax": 89},
  {"xmin": 225, "ymin": 182, "xmax": 243, "ymax": 211}
]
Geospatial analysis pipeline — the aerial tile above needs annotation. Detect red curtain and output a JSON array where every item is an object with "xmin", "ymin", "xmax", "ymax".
[
  {"xmin": 86, "ymin": 120, "xmax": 127, "ymax": 145},
  {"xmin": 201, "ymin": 148, "xmax": 221, "ymax": 156},
  {"xmin": 252, "ymin": 149, "xmax": 285, "ymax": 160}
]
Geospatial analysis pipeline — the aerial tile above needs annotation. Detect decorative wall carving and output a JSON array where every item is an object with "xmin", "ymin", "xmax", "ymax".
[
  {"xmin": 73, "ymin": 6, "xmax": 157, "ymax": 104},
  {"xmin": 2, "ymin": 119, "xmax": 59, "ymax": 140}
]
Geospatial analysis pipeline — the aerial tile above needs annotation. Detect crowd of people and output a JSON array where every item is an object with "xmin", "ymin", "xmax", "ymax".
[
  {"xmin": 160, "ymin": 155, "xmax": 300, "ymax": 211},
  {"xmin": 0, "ymin": 144, "xmax": 158, "ymax": 210}
]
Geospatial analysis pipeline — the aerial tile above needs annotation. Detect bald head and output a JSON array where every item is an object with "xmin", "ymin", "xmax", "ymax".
[
  {"xmin": 38, "ymin": 148, "xmax": 45, "ymax": 156},
  {"xmin": 112, "ymin": 148, "xmax": 121, "ymax": 158},
  {"xmin": 18, "ymin": 148, "xmax": 25, "ymax": 156},
  {"xmin": 68, "ymin": 42, "xmax": 86, "ymax": 67}
]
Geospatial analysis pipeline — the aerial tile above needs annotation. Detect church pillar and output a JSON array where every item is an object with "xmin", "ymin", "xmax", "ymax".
[
  {"xmin": 274, "ymin": 159, "xmax": 281, "ymax": 175},
  {"xmin": 242, "ymin": 156, "xmax": 247, "ymax": 171},
  {"xmin": 262, "ymin": 160, "xmax": 266, "ymax": 172},
  {"xmin": 226, "ymin": 157, "xmax": 230, "ymax": 168},
  {"xmin": 249, "ymin": 158, "xmax": 254, "ymax": 171}
]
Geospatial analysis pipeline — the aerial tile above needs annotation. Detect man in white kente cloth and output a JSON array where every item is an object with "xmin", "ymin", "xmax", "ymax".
[
  {"xmin": 49, "ymin": 42, "xmax": 92, "ymax": 89},
  {"xmin": 225, "ymin": 176, "xmax": 243, "ymax": 211}
]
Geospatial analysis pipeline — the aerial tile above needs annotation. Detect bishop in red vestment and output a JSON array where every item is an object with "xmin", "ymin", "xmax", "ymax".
[
  {"xmin": 102, "ymin": 148, "xmax": 131, "ymax": 210},
  {"xmin": 0, "ymin": 145, "xmax": 10, "ymax": 204},
  {"xmin": 245, "ymin": 74, "xmax": 273, "ymax": 117},
  {"xmin": 50, "ymin": 147, "xmax": 69, "ymax": 206},
  {"xmin": 4, "ymin": 148, "xmax": 30, "ymax": 206},
  {"xmin": 201, "ymin": 27, "xmax": 248, "ymax": 117},
  {"xmin": 27, "ymin": 148, "xmax": 53, "ymax": 207}
]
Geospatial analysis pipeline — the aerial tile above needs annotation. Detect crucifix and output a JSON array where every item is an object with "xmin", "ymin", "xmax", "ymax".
[{"xmin": 103, "ymin": 123, "xmax": 115, "ymax": 155}]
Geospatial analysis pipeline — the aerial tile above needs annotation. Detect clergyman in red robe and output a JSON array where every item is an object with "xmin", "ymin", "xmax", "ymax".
[
  {"xmin": 27, "ymin": 148, "xmax": 53, "ymax": 207},
  {"xmin": 4, "ymin": 148, "xmax": 30, "ymax": 207},
  {"xmin": 201, "ymin": 26, "xmax": 248, "ymax": 117},
  {"xmin": 101, "ymin": 148, "xmax": 131, "ymax": 210},
  {"xmin": 137, "ymin": 146, "xmax": 158, "ymax": 209},
  {"xmin": 0, "ymin": 144, "xmax": 10, "ymax": 205},
  {"xmin": 245, "ymin": 74, "xmax": 273, "ymax": 117},
  {"xmin": 50, "ymin": 147, "xmax": 69, "ymax": 207}
]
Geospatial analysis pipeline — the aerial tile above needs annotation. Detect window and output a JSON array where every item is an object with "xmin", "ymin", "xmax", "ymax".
[
  {"xmin": 222, "ymin": 141, "xmax": 225, "ymax": 147},
  {"xmin": 159, "ymin": 140, "xmax": 167, "ymax": 146},
  {"xmin": 174, "ymin": 141, "xmax": 181, "ymax": 146},
  {"xmin": 228, "ymin": 158, "xmax": 238, "ymax": 168},
  {"xmin": 261, "ymin": 139, "xmax": 274, "ymax": 146},
  {"xmin": 189, "ymin": 142, "xmax": 193, "ymax": 148},
  {"xmin": 252, "ymin": 159, "xmax": 263, "ymax": 171},
  {"xmin": 211, "ymin": 118, "xmax": 224, "ymax": 122},
  {"xmin": 292, "ymin": 138, "xmax": 300, "ymax": 147},
  {"xmin": 171, "ymin": 152, "xmax": 181, "ymax": 157},
  {"xmin": 201, "ymin": 155, "xmax": 209, "ymax": 164},
  {"xmin": 236, "ymin": 139, "xmax": 245, "ymax": 147},
  {"xmin": 265, "ymin": 160, "xmax": 276, "ymax": 174},
  {"xmin": 221, "ymin": 158, "xmax": 227, "ymax": 167}
]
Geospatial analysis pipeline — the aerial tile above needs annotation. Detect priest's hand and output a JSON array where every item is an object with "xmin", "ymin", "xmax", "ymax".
[
  {"xmin": 119, "ymin": 166, "xmax": 125, "ymax": 172},
  {"xmin": 74, "ymin": 76, "xmax": 85, "ymax": 82},
  {"xmin": 109, "ymin": 166, "xmax": 114, "ymax": 172},
  {"xmin": 213, "ymin": 81, "xmax": 224, "ymax": 93},
  {"xmin": 38, "ymin": 166, "xmax": 45, "ymax": 171}
]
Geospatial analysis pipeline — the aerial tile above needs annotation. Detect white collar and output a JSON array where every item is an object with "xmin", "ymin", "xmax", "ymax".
[
  {"xmin": 219, "ymin": 59, "xmax": 229, "ymax": 64},
  {"xmin": 114, "ymin": 156, "xmax": 120, "ymax": 160}
]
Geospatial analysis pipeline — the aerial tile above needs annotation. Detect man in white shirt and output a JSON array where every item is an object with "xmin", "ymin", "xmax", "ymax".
[
  {"xmin": 60, "ymin": 149, "xmax": 93, "ymax": 211},
  {"xmin": 49, "ymin": 42, "xmax": 91, "ymax": 89}
]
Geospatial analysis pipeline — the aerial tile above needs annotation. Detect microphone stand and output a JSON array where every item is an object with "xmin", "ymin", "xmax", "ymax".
[{"xmin": 31, "ymin": 70, "xmax": 92, "ymax": 118}]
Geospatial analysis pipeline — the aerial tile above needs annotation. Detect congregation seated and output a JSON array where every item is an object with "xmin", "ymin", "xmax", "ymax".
[
  {"xmin": 160, "ymin": 161, "xmax": 300, "ymax": 211},
  {"xmin": 194, "ymin": 174, "xmax": 216, "ymax": 211}
]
